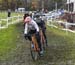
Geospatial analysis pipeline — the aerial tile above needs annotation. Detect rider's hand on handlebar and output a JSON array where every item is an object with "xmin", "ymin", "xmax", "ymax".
[{"xmin": 24, "ymin": 34, "xmax": 28, "ymax": 40}]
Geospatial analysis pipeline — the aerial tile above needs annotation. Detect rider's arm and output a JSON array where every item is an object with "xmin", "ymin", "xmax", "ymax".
[
  {"xmin": 24, "ymin": 23, "xmax": 28, "ymax": 34},
  {"xmin": 32, "ymin": 20, "xmax": 39, "ymax": 32}
]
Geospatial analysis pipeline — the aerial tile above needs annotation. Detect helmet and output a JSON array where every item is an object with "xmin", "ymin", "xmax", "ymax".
[
  {"xmin": 35, "ymin": 13, "xmax": 40, "ymax": 18},
  {"xmin": 24, "ymin": 16, "xmax": 31, "ymax": 23},
  {"xmin": 24, "ymin": 13, "xmax": 29, "ymax": 19}
]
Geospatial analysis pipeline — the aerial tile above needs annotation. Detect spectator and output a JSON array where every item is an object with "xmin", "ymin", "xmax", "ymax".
[{"xmin": 8, "ymin": 9, "xmax": 11, "ymax": 17}]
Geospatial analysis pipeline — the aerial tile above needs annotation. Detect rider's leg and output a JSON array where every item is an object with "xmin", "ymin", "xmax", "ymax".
[
  {"xmin": 36, "ymin": 34, "xmax": 43, "ymax": 56},
  {"xmin": 36, "ymin": 33, "xmax": 42, "ymax": 51},
  {"xmin": 42, "ymin": 29, "xmax": 48, "ymax": 46},
  {"xmin": 28, "ymin": 30, "xmax": 42, "ymax": 51},
  {"xmin": 29, "ymin": 30, "xmax": 43, "ymax": 55}
]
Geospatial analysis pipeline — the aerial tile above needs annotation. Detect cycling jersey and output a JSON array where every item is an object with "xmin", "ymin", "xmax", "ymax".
[
  {"xmin": 35, "ymin": 18, "xmax": 45, "ymax": 29},
  {"xmin": 24, "ymin": 19, "xmax": 39, "ymax": 34}
]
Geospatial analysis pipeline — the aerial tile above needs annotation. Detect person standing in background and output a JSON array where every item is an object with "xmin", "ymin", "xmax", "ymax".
[{"xmin": 8, "ymin": 9, "xmax": 11, "ymax": 17}]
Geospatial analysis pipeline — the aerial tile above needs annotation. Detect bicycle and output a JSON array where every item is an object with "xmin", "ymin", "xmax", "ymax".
[
  {"xmin": 28, "ymin": 34, "xmax": 40, "ymax": 61},
  {"xmin": 25, "ymin": 31, "xmax": 45, "ymax": 61}
]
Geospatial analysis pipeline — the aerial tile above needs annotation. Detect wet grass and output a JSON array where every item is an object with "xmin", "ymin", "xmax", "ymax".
[
  {"xmin": 35, "ymin": 26, "xmax": 75, "ymax": 65},
  {"xmin": 0, "ymin": 23, "xmax": 22, "ymax": 60}
]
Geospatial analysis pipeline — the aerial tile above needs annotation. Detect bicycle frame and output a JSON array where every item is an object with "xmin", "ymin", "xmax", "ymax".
[{"xmin": 31, "ymin": 34, "xmax": 40, "ymax": 51}]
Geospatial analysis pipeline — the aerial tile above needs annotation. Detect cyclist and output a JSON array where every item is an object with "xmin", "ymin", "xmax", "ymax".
[
  {"xmin": 24, "ymin": 16, "xmax": 43, "ymax": 56},
  {"xmin": 34, "ymin": 14, "xmax": 48, "ymax": 46}
]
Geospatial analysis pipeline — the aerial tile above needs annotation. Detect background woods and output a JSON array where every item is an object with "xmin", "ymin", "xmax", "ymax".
[{"xmin": 0, "ymin": 0, "xmax": 66, "ymax": 11}]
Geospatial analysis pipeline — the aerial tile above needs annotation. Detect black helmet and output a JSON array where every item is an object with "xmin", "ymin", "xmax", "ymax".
[{"xmin": 36, "ymin": 15, "xmax": 40, "ymax": 18}]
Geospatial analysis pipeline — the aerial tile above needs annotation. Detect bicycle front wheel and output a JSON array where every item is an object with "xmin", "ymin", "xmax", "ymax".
[{"xmin": 30, "ymin": 43, "xmax": 39, "ymax": 61}]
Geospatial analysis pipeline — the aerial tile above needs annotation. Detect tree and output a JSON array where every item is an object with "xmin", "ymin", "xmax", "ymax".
[{"xmin": 0, "ymin": 0, "xmax": 66, "ymax": 11}]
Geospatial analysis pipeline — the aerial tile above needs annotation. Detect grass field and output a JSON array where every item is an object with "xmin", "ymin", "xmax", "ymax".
[
  {"xmin": 0, "ymin": 11, "xmax": 23, "ymax": 27},
  {"xmin": 0, "ymin": 10, "xmax": 75, "ymax": 65},
  {"xmin": 0, "ymin": 11, "xmax": 24, "ymax": 19},
  {"xmin": 0, "ymin": 22, "xmax": 75, "ymax": 65},
  {"xmin": 0, "ymin": 12, "xmax": 23, "ymax": 60},
  {"xmin": 0, "ymin": 24, "xmax": 20, "ymax": 60}
]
